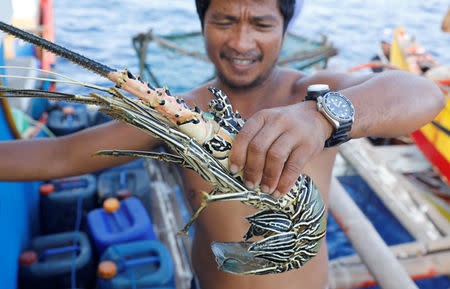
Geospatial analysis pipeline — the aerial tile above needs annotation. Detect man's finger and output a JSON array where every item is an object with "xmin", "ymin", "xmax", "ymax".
[
  {"xmin": 242, "ymin": 123, "xmax": 284, "ymax": 189},
  {"xmin": 229, "ymin": 113, "xmax": 265, "ymax": 174},
  {"xmin": 275, "ymin": 147, "xmax": 307, "ymax": 196},
  {"xmin": 260, "ymin": 132, "xmax": 296, "ymax": 194}
]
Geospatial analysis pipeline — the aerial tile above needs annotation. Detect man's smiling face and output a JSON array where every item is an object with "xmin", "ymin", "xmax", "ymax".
[{"xmin": 203, "ymin": 0, "xmax": 285, "ymax": 90}]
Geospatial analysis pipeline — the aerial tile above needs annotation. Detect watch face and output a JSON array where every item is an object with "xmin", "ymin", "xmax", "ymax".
[{"xmin": 323, "ymin": 92, "xmax": 354, "ymax": 122}]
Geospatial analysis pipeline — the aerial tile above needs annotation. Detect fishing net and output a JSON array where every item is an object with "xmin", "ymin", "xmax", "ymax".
[{"xmin": 132, "ymin": 30, "xmax": 337, "ymax": 93}]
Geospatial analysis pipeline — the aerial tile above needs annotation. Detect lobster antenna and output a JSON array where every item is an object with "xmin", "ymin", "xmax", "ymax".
[{"xmin": 0, "ymin": 21, "xmax": 116, "ymax": 77}]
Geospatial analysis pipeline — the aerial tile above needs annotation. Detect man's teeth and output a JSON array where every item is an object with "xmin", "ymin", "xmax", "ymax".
[{"xmin": 232, "ymin": 59, "xmax": 253, "ymax": 65}]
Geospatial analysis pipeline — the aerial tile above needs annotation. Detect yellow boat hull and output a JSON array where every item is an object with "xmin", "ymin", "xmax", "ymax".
[{"xmin": 391, "ymin": 27, "xmax": 450, "ymax": 185}]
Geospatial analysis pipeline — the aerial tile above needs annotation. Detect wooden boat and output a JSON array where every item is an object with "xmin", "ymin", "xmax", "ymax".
[
  {"xmin": 0, "ymin": 0, "xmax": 55, "ymax": 288},
  {"xmin": 347, "ymin": 27, "xmax": 450, "ymax": 210},
  {"xmin": 328, "ymin": 28, "xmax": 450, "ymax": 288},
  {"xmin": 1, "ymin": 0, "xmax": 56, "ymax": 138},
  {"xmin": 390, "ymin": 27, "xmax": 450, "ymax": 186}
]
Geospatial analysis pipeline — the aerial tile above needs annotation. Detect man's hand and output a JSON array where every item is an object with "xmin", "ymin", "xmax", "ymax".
[{"xmin": 229, "ymin": 101, "xmax": 333, "ymax": 198}]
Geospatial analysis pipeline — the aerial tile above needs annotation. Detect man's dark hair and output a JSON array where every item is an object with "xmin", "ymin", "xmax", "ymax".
[{"xmin": 195, "ymin": 0, "xmax": 295, "ymax": 33}]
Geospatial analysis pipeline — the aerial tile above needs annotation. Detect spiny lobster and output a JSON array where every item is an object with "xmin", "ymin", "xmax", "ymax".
[{"xmin": 0, "ymin": 22, "xmax": 326, "ymax": 275}]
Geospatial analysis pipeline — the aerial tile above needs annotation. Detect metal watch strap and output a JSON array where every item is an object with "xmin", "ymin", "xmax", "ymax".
[{"xmin": 324, "ymin": 121, "xmax": 352, "ymax": 147}]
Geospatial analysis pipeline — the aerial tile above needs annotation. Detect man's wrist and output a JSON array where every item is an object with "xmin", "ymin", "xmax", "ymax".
[{"xmin": 303, "ymin": 101, "xmax": 334, "ymax": 144}]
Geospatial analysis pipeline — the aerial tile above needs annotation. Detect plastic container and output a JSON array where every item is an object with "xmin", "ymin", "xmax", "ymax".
[
  {"xmin": 90, "ymin": 109, "xmax": 113, "ymax": 126},
  {"xmin": 97, "ymin": 167, "xmax": 152, "ymax": 212},
  {"xmin": 40, "ymin": 174, "xmax": 97, "ymax": 234},
  {"xmin": 93, "ymin": 158, "xmax": 145, "ymax": 177},
  {"xmin": 27, "ymin": 98, "xmax": 52, "ymax": 120},
  {"xmin": 97, "ymin": 240, "xmax": 175, "ymax": 289},
  {"xmin": 47, "ymin": 104, "xmax": 88, "ymax": 135},
  {"xmin": 18, "ymin": 231, "xmax": 95, "ymax": 289},
  {"xmin": 108, "ymin": 158, "xmax": 146, "ymax": 171},
  {"xmin": 87, "ymin": 197, "xmax": 157, "ymax": 255}
]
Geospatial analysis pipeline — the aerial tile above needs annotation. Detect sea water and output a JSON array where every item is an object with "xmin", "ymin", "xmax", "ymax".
[
  {"xmin": 53, "ymin": 0, "xmax": 450, "ymax": 94},
  {"xmin": 51, "ymin": 1, "xmax": 450, "ymax": 288}
]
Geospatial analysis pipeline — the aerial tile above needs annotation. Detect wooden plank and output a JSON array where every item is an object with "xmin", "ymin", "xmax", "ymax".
[
  {"xmin": 331, "ymin": 237, "xmax": 450, "ymax": 266},
  {"xmin": 370, "ymin": 142, "xmax": 450, "ymax": 232},
  {"xmin": 339, "ymin": 138, "xmax": 445, "ymax": 241},
  {"xmin": 371, "ymin": 144, "xmax": 431, "ymax": 173},
  {"xmin": 145, "ymin": 159, "xmax": 193, "ymax": 289},
  {"xmin": 329, "ymin": 251, "xmax": 450, "ymax": 289}
]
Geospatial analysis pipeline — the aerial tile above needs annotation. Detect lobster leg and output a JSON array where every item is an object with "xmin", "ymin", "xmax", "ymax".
[
  {"xmin": 179, "ymin": 190, "xmax": 283, "ymax": 235},
  {"xmin": 179, "ymin": 189, "xmax": 219, "ymax": 235},
  {"xmin": 94, "ymin": 149, "xmax": 191, "ymax": 168}
]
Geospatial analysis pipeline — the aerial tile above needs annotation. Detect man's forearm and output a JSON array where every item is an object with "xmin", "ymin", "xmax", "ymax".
[
  {"xmin": 341, "ymin": 70, "xmax": 446, "ymax": 139},
  {"xmin": 0, "ymin": 138, "xmax": 69, "ymax": 181},
  {"xmin": 0, "ymin": 121, "xmax": 158, "ymax": 182}
]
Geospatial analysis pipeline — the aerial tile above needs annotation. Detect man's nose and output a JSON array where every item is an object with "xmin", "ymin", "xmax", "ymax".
[{"xmin": 228, "ymin": 25, "xmax": 256, "ymax": 54}]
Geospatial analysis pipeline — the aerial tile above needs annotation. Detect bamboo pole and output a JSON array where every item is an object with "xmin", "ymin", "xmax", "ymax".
[
  {"xmin": 329, "ymin": 251, "xmax": 450, "ymax": 289},
  {"xmin": 329, "ymin": 177, "xmax": 419, "ymax": 289}
]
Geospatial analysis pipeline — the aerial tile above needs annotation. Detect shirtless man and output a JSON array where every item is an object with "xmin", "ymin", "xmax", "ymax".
[{"xmin": 0, "ymin": 0, "xmax": 445, "ymax": 288}]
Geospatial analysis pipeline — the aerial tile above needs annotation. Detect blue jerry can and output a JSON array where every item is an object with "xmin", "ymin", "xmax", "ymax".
[
  {"xmin": 47, "ymin": 104, "xmax": 88, "ymax": 135},
  {"xmin": 97, "ymin": 167, "xmax": 152, "ymax": 212},
  {"xmin": 97, "ymin": 240, "xmax": 175, "ymax": 289},
  {"xmin": 18, "ymin": 231, "xmax": 95, "ymax": 289},
  {"xmin": 40, "ymin": 174, "xmax": 97, "ymax": 234},
  {"xmin": 87, "ymin": 197, "xmax": 157, "ymax": 255}
]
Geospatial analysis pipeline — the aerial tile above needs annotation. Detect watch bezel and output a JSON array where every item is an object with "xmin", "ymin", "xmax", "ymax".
[{"xmin": 321, "ymin": 92, "xmax": 355, "ymax": 123}]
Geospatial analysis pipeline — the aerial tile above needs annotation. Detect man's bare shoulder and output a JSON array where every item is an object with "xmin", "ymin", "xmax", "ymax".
[
  {"xmin": 293, "ymin": 69, "xmax": 374, "ymax": 93},
  {"xmin": 275, "ymin": 68, "xmax": 355, "ymax": 100}
]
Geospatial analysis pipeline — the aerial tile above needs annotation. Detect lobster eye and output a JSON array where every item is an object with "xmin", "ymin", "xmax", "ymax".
[{"xmin": 254, "ymin": 227, "xmax": 264, "ymax": 235}]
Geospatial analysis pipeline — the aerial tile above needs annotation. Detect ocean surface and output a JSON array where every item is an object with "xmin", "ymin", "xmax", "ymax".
[
  {"xmin": 53, "ymin": 0, "xmax": 450, "ymax": 94},
  {"xmin": 50, "ymin": 1, "xmax": 449, "ymax": 288}
]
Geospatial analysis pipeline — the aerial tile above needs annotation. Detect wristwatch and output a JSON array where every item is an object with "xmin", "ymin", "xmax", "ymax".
[{"xmin": 305, "ymin": 84, "xmax": 355, "ymax": 147}]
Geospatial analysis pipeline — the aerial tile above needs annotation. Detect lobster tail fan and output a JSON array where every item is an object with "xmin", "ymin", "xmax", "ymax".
[{"xmin": 211, "ymin": 242, "xmax": 277, "ymax": 275}]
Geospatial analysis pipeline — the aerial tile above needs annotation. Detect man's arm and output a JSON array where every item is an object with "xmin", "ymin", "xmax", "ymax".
[
  {"xmin": 229, "ymin": 70, "xmax": 446, "ymax": 196},
  {"xmin": 306, "ymin": 70, "xmax": 446, "ymax": 138},
  {"xmin": 0, "ymin": 120, "xmax": 159, "ymax": 181}
]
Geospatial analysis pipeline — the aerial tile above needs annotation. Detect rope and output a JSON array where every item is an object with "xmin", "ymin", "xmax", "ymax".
[
  {"xmin": 347, "ymin": 61, "xmax": 402, "ymax": 73},
  {"xmin": 133, "ymin": 30, "xmax": 209, "ymax": 62},
  {"xmin": 71, "ymin": 188, "xmax": 84, "ymax": 289},
  {"xmin": 277, "ymin": 46, "xmax": 337, "ymax": 66},
  {"xmin": 0, "ymin": 78, "xmax": 22, "ymax": 139}
]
